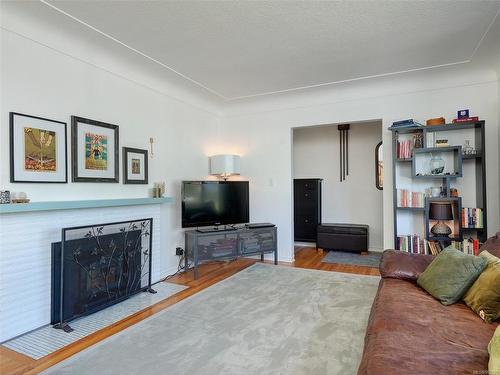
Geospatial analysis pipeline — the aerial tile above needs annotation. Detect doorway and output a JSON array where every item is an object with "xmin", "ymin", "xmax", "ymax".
[{"xmin": 292, "ymin": 120, "xmax": 384, "ymax": 256}]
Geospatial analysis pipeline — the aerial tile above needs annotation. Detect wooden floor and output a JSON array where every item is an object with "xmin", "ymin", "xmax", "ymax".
[{"xmin": 0, "ymin": 247, "xmax": 379, "ymax": 375}]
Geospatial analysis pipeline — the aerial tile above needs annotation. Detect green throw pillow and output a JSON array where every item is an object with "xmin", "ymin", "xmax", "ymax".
[
  {"xmin": 417, "ymin": 246, "xmax": 487, "ymax": 305},
  {"xmin": 463, "ymin": 251, "xmax": 500, "ymax": 323},
  {"xmin": 489, "ymin": 326, "xmax": 500, "ymax": 375}
]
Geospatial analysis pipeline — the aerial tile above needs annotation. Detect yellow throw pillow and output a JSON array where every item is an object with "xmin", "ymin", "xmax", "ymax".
[
  {"xmin": 463, "ymin": 251, "xmax": 500, "ymax": 323},
  {"xmin": 481, "ymin": 250, "xmax": 500, "ymax": 265},
  {"xmin": 489, "ymin": 325, "xmax": 500, "ymax": 375}
]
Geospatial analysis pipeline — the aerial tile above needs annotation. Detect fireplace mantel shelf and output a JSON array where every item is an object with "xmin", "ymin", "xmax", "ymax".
[{"xmin": 0, "ymin": 197, "xmax": 174, "ymax": 214}]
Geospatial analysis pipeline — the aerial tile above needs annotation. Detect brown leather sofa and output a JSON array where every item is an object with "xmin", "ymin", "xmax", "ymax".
[{"xmin": 358, "ymin": 233, "xmax": 500, "ymax": 375}]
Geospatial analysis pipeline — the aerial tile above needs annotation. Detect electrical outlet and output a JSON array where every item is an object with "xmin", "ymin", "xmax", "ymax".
[{"xmin": 175, "ymin": 247, "xmax": 184, "ymax": 256}]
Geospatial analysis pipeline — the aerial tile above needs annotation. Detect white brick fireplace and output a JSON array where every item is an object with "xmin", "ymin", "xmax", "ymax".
[{"xmin": 0, "ymin": 200, "xmax": 169, "ymax": 342}]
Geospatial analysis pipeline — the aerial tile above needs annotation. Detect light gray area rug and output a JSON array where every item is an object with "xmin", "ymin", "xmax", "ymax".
[
  {"xmin": 43, "ymin": 263, "xmax": 380, "ymax": 375},
  {"xmin": 4, "ymin": 282, "xmax": 186, "ymax": 359},
  {"xmin": 322, "ymin": 251, "xmax": 382, "ymax": 268}
]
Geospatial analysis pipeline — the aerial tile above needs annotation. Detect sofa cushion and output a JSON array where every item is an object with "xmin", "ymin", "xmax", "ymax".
[
  {"xmin": 464, "ymin": 251, "xmax": 500, "ymax": 323},
  {"xmin": 379, "ymin": 249, "xmax": 434, "ymax": 281},
  {"xmin": 417, "ymin": 246, "xmax": 487, "ymax": 305},
  {"xmin": 490, "ymin": 326, "xmax": 500, "ymax": 375},
  {"xmin": 480, "ymin": 232, "xmax": 500, "ymax": 258},
  {"xmin": 358, "ymin": 278, "xmax": 498, "ymax": 375}
]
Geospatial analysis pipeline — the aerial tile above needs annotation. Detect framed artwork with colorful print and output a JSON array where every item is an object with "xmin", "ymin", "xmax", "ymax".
[
  {"xmin": 71, "ymin": 116, "xmax": 119, "ymax": 182},
  {"xmin": 123, "ymin": 147, "xmax": 148, "ymax": 184},
  {"xmin": 10, "ymin": 112, "xmax": 68, "ymax": 183}
]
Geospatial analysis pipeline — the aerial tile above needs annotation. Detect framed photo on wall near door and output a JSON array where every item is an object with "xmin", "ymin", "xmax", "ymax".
[
  {"xmin": 71, "ymin": 116, "xmax": 119, "ymax": 182},
  {"xmin": 123, "ymin": 147, "xmax": 148, "ymax": 184},
  {"xmin": 10, "ymin": 112, "xmax": 68, "ymax": 183}
]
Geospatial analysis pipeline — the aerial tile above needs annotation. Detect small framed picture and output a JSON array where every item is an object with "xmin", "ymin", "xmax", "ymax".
[
  {"xmin": 71, "ymin": 116, "xmax": 119, "ymax": 182},
  {"xmin": 123, "ymin": 147, "xmax": 148, "ymax": 184},
  {"xmin": 10, "ymin": 112, "xmax": 68, "ymax": 183}
]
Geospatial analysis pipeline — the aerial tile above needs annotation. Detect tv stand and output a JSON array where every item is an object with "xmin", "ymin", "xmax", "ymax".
[{"xmin": 185, "ymin": 225, "xmax": 278, "ymax": 279}]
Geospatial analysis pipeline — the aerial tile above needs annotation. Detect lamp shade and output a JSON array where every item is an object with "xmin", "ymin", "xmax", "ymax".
[
  {"xmin": 209, "ymin": 154, "xmax": 241, "ymax": 178},
  {"xmin": 429, "ymin": 202, "xmax": 453, "ymax": 220}
]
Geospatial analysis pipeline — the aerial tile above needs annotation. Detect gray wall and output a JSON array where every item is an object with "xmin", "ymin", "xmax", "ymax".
[{"xmin": 293, "ymin": 121, "xmax": 383, "ymax": 250}]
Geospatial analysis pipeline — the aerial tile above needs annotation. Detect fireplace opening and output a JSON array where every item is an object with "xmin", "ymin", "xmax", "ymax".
[{"xmin": 51, "ymin": 219, "xmax": 154, "ymax": 331}]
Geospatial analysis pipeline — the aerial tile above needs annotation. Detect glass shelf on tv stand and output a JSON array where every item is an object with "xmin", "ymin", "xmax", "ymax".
[{"xmin": 185, "ymin": 226, "xmax": 278, "ymax": 279}]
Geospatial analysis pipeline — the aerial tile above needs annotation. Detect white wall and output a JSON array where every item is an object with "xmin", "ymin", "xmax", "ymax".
[
  {"xmin": 0, "ymin": 8, "xmax": 222, "ymax": 281},
  {"xmin": 221, "ymin": 66, "xmax": 500, "ymax": 261},
  {"xmin": 293, "ymin": 122, "xmax": 383, "ymax": 250}
]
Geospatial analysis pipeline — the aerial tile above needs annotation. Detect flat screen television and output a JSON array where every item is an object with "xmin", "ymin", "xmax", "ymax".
[{"xmin": 182, "ymin": 181, "xmax": 249, "ymax": 228}]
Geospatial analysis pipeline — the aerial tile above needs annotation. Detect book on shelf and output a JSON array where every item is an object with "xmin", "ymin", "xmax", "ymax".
[
  {"xmin": 389, "ymin": 119, "xmax": 425, "ymax": 130},
  {"xmin": 397, "ymin": 189, "xmax": 425, "ymax": 208},
  {"xmin": 427, "ymin": 132, "xmax": 435, "ymax": 148},
  {"xmin": 428, "ymin": 241, "xmax": 456, "ymax": 256},
  {"xmin": 427, "ymin": 241, "xmax": 443, "ymax": 256},
  {"xmin": 461, "ymin": 207, "xmax": 483, "ymax": 229},
  {"xmin": 428, "ymin": 239, "xmax": 480, "ymax": 256},
  {"xmin": 397, "ymin": 234, "xmax": 428, "ymax": 254},
  {"xmin": 452, "ymin": 116, "xmax": 479, "ymax": 124},
  {"xmin": 396, "ymin": 133, "xmax": 423, "ymax": 159},
  {"xmin": 461, "ymin": 238, "xmax": 480, "ymax": 256},
  {"xmin": 428, "ymin": 241, "xmax": 461, "ymax": 255},
  {"xmin": 397, "ymin": 139, "xmax": 412, "ymax": 159}
]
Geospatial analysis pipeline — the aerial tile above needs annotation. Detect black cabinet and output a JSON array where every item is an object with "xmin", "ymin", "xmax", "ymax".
[{"xmin": 294, "ymin": 179, "xmax": 322, "ymax": 242}]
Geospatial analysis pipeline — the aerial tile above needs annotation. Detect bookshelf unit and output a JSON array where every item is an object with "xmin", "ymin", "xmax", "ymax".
[{"xmin": 391, "ymin": 121, "xmax": 487, "ymax": 254}]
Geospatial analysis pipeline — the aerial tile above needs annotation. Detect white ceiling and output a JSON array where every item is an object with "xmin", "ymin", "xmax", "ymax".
[{"xmin": 44, "ymin": 0, "xmax": 500, "ymax": 100}]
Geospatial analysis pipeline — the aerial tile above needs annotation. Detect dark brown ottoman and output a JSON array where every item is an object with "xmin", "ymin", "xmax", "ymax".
[{"xmin": 317, "ymin": 223, "xmax": 369, "ymax": 253}]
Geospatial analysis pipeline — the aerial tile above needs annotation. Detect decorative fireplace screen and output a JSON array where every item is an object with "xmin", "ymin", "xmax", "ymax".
[{"xmin": 51, "ymin": 218, "xmax": 155, "ymax": 332}]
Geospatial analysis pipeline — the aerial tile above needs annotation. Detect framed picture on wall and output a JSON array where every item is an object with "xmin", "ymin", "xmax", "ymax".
[
  {"xmin": 123, "ymin": 147, "xmax": 148, "ymax": 184},
  {"xmin": 71, "ymin": 116, "xmax": 119, "ymax": 182},
  {"xmin": 10, "ymin": 112, "xmax": 68, "ymax": 183}
]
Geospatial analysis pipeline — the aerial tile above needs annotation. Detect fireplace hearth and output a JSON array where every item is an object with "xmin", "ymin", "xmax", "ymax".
[{"xmin": 51, "ymin": 218, "xmax": 154, "ymax": 332}]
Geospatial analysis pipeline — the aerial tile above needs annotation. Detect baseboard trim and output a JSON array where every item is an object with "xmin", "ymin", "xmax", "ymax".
[
  {"xmin": 295, "ymin": 243, "xmax": 384, "ymax": 253},
  {"xmin": 294, "ymin": 241, "xmax": 316, "ymax": 247}
]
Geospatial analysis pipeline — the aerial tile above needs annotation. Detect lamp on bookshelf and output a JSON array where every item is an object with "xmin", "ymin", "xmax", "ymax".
[{"xmin": 429, "ymin": 202, "xmax": 453, "ymax": 236}]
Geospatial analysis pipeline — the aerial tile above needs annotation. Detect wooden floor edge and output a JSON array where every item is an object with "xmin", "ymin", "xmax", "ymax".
[{"xmin": 0, "ymin": 347, "xmax": 36, "ymax": 375}]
